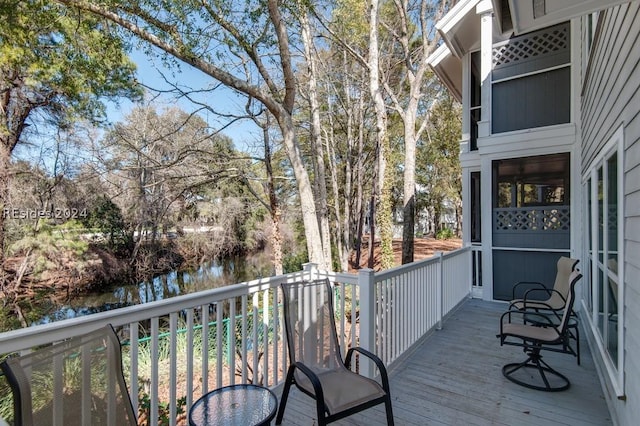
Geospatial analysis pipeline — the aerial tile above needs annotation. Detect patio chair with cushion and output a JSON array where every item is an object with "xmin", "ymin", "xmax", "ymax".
[
  {"xmin": 0, "ymin": 324, "xmax": 137, "ymax": 426},
  {"xmin": 509, "ymin": 256, "xmax": 579, "ymax": 312},
  {"xmin": 276, "ymin": 279, "xmax": 394, "ymax": 426},
  {"xmin": 508, "ymin": 256, "xmax": 582, "ymax": 364},
  {"xmin": 498, "ymin": 269, "xmax": 583, "ymax": 391}
]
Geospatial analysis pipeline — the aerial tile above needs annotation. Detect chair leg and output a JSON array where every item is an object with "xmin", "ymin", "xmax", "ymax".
[
  {"xmin": 384, "ymin": 395, "xmax": 395, "ymax": 426},
  {"xmin": 276, "ymin": 366, "xmax": 296, "ymax": 424},
  {"xmin": 575, "ymin": 325, "xmax": 581, "ymax": 366}
]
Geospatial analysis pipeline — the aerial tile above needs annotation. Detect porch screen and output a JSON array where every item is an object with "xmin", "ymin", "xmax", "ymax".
[
  {"xmin": 492, "ymin": 153, "xmax": 570, "ymax": 300},
  {"xmin": 491, "ymin": 22, "xmax": 571, "ymax": 133}
]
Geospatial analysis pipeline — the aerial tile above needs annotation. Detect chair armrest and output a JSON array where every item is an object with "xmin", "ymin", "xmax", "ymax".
[
  {"xmin": 512, "ymin": 281, "xmax": 545, "ymax": 299},
  {"xmin": 521, "ymin": 288, "xmax": 566, "ymax": 313},
  {"xmin": 345, "ymin": 347, "xmax": 391, "ymax": 393}
]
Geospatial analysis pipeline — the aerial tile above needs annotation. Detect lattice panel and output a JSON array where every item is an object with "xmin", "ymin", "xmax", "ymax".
[
  {"xmin": 493, "ymin": 25, "xmax": 568, "ymax": 67},
  {"xmin": 494, "ymin": 207, "xmax": 570, "ymax": 232}
]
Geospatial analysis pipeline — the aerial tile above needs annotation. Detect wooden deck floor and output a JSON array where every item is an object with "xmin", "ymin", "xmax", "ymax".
[{"xmin": 275, "ymin": 299, "xmax": 612, "ymax": 425}]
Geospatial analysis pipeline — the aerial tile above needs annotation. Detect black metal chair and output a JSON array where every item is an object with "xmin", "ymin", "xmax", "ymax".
[
  {"xmin": 276, "ymin": 279, "xmax": 394, "ymax": 425},
  {"xmin": 1, "ymin": 324, "xmax": 137, "ymax": 426},
  {"xmin": 498, "ymin": 270, "xmax": 583, "ymax": 392}
]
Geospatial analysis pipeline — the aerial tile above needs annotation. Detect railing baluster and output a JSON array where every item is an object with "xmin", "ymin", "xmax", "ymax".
[
  {"xmin": 186, "ymin": 308, "xmax": 194, "ymax": 410},
  {"xmin": 150, "ymin": 317, "xmax": 159, "ymax": 426},
  {"xmin": 201, "ymin": 304, "xmax": 209, "ymax": 396},
  {"xmin": 215, "ymin": 302, "xmax": 223, "ymax": 389},
  {"xmin": 229, "ymin": 298, "xmax": 236, "ymax": 386},
  {"xmin": 129, "ymin": 323, "xmax": 139, "ymax": 417},
  {"xmin": 262, "ymin": 289, "xmax": 269, "ymax": 387},
  {"xmin": 271, "ymin": 289, "xmax": 279, "ymax": 384},
  {"xmin": 169, "ymin": 312, "xmax": 178, "ymax": 426},
  {"xmin": 241, "ymin": 295, "xmax": 248, "ymax": 383},
  {"xmin": 252, "ymin": 292, "xmax": 259, "ymax": 385},
  {"xmin": 0, "ymin": 247, "xmax": 473, "ymax": 425}
]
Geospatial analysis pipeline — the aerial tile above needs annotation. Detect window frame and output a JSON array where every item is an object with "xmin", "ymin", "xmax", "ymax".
[{"xmin": 582, "ymin": 125, "xmax": 624, "ymax": 397}]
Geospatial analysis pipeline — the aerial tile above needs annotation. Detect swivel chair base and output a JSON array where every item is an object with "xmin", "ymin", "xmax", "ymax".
[{"xmin": 502, "ymin": 350, "xmax": 570, "ymax": 392}]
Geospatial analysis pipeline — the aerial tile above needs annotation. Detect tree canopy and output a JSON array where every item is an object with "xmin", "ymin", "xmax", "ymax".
[{"xmin": 0, "ymin": 0, "xmax": 141, "ymax": 269}]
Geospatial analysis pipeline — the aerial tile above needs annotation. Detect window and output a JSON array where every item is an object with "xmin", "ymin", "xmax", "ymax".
[
  {"xmin": 470, "ymin": 51, "xmax": 481, "ymax": 151},
  {"xmin": 583, "ymin": 126, "xmax": 623, "ymax": 396},
  {"xmin": 582, "ymin": 12, "xmax": 600, "ymax": 86},
  {"xmin": 470, "ymin": 171, "xmax": 481, "ymax": 242},
  {"xmin": 493, "ymin": 153, "xmax": 570, "ymax": 208}
]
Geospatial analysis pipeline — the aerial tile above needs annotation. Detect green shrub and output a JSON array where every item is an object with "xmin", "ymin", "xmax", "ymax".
[{"xmin": 435, "ymin": 228, "xmax": 455, "ymax": 240}]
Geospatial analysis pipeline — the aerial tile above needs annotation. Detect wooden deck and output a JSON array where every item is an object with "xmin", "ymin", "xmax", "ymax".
[{"xmin": 276, "ymin": 299, "xmax": 612, "ymax": 425}]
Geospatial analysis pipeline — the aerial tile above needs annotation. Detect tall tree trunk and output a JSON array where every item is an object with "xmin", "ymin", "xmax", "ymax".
[
  {"xmin": 368, "ymin": 0, "xmax": 394, "ymax": 269},
  {"xmin": 354, "ymin": 94, "xmax": 366, "ymax": 268},
  {"xmin": 402, "ymin": 124, "xmax": 417, "ymax": 264},
  {"xmin": 385, "ymin": 0, "xmax": 447, "ymax": 264},
  {"xmin": 276, "ymin": 114, "xmax": 326, "ymax": 269},
  {"xmin": 301, "ymin": 11, "xmax": 332, "ymax": 269},
  {"xmin": 0, "ymin": 142, "xmax": 10, "ymax": 267},
  {"xmin": 367, "ymin": 195, "xmax": 376, "ymax": 269},
  {"xmin": 262, "ymin": 114, "xmax": 283, "ymax": 275},
  {"xmin": 324, "ymin": 102, "xmax": 348, "ymax": 272}
]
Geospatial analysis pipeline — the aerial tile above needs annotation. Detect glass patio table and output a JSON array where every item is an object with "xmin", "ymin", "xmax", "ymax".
[{"xmin": 188, "ymin": 384, "xmax": 278, "ymax": 426}]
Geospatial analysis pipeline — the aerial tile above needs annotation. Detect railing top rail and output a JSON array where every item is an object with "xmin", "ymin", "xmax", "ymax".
[
  {"xmin": 493, "ymin": 205, "xmax": 570, "ymax": 212},
  {"xmin": 374, "ymin": 246, "xmax": 470, "ymax": 281},
  {"xmin": 0, "ymin": 269, "xmax": 329, "ymax": 353},
  {"xmin": 0, "ymin": 247, "xmax": 468, "ymax": 354}
]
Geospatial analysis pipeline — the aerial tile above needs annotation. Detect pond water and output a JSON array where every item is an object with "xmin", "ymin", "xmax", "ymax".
[{"xmin": 9, "ymin": 251, "xmax": 275, "ymax": 330}]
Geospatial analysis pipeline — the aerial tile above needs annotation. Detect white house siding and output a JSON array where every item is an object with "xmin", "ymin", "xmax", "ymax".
[{"xmin": 580, "ymin": 2, "xmax": 640, "ymax": 425}]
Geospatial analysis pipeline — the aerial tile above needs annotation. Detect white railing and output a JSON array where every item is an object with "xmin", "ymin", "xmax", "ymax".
[
  {"xmin": 0, "ymin": 246, "xmax": 471, "ymax": 426},
  {"xmin": 368, "ymin": 248, "xmax": 471, "ymax": 368}
]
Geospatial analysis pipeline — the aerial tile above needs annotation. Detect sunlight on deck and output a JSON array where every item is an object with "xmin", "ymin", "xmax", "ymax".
[{"xmin": 276, "ymin": 299, "xmax": 612, "ymax": 425}]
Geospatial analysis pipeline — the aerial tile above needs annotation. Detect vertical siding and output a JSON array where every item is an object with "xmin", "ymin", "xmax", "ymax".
[{"xmin": 581, "ymin": 3, "xmax": 640, "ymax": 425}]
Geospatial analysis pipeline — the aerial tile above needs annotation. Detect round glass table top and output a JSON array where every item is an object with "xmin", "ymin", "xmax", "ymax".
[{"xmin": 189, "ymin": 384, "xmax": 277, "ymax": 426}]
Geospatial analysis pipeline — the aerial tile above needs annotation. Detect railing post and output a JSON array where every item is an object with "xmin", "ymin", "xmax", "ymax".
[
  {"xmin": 436, "ymin": 251, "xmax": 443, "ymax": 330},
  {"xmin": 358, "ymin": 268, "xmax": 376, "ymax": 378},
  {"xmin": 303, "ymin": 262, "xmax": 318, "ymax": 280}
]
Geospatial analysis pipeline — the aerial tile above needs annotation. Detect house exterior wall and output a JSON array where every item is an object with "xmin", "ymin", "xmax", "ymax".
[
  {"xmin": 470, "ymin": 15, "xmax": 579, "ymax": 301},
  {"xmin": 580, "ymin": 3, "xmax": 640, "ymax": 424}
]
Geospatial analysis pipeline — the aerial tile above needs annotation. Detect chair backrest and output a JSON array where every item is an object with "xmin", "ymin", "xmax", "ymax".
[
  {"xmin": 280, "ymin": 280, "xmax": 345, "ymax": 380},
  {"xmin": 557, "ymin": 270, "xmax": 583, "ymax": 334},
  {"xmin": 548, "ymin": 257, "xmax": 580, "ymax": 308},
  {"xmin": 0, "ymin": 324, "xmax": 137, "ymax": 426}
]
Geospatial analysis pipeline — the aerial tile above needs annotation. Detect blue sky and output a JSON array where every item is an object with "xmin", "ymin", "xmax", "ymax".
[{"xmin": 106, "ymin": 48, "xmax": 262, "ymax": 154}]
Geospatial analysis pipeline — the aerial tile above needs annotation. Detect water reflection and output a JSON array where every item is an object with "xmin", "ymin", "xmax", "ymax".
[{"xmin": 13, "ymin": 252, "xmax": 274, "ymax": 329}]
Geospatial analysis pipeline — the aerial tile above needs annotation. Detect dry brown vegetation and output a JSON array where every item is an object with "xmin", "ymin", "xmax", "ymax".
[{"xmin": 350, "ymin": 237, "xmax": 463, "ymax": 272}]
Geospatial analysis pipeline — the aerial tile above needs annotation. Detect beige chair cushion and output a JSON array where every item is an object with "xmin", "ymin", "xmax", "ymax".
[
  {"xmin": 502, "ymin": 322, "xmax": 561, "ymax": 343},
  {"xmin": 296, "ymin": 367, "xmax": 387, "ymax": 414}
]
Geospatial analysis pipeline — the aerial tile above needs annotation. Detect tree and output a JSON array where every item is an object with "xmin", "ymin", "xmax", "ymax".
[
  {"xmin": 367, "ymin": 0, "xmax": 395, "ymax": 269},
  {"xmin": 97, "ymin": 105, "xmax": 244, "ymax": 255},
  {"xmin": 0, "ymin": 0, "xmax": 140, "ymax": 270},
  {"xmin": 381, "ymin": 0, "xmax": 447, "ymax": 264},
  {"xmin": 82, "ymin": 195, "xmax": 131, "ymax": 254},
  {"xmin": 417, "ymin": 91, "xmax": 462, "ymax": 236},
  {"xmin": 299, "ymin": 7, "xmax": 332, "ymax": 268},
  {"xmin": 59, "ymin": 0, "xmax": 329, "ymax": 270},
  {"xmin": 319, "ymin": 0, "xmax": 378, "ymax": 271}
]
